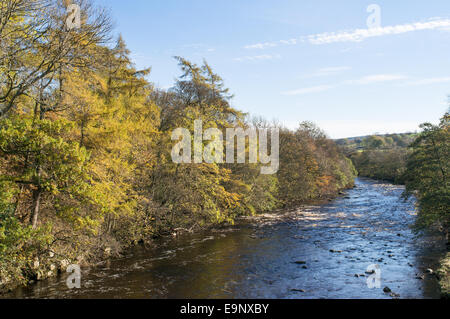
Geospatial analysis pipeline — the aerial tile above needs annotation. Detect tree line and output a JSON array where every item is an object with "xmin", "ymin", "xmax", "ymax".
[
  {"xmin": 0, "ymin": 0, "xmax": 356, "ymax": 289},
  {"xmin": 341, "ymin": 134, "xmax": 416, "ymax": 184}
]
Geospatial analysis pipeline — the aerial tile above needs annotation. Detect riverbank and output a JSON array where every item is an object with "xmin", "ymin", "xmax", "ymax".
[
  {"xmin": 0, "ymin": 182, "xmax": 355, "ymax": 295},
  {"xmin": 438, "ymin": 253, "xmax": 450, "ymax": 298},
  {"xmin": 3, "ymin": 178, "xmax": 446, "ymax": 299}
]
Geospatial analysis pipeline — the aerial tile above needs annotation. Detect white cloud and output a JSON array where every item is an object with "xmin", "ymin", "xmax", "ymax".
[
  {"xmin": 283, "ymin": 74, "xmax": 450, "ymax": 96},
  {"xmin": 244, "ymin": 42, "xmax": 279, "ymax": 50},
  {"xmin": 283, "ymin": 84, "xmax": 336, "ymax": 96},
  {"xmin": 244, "ymin": 38, "xmax": 303, "ymax": 50},
  {"xmin": 180, "ymin": 43, "xmax": 216, "ymax": 54},
  {"xmin": 283, "ymin": 74, "xmax": 407, "ymax": 95},
  {"xmin": 318, "ymin": 66, "xmax": 352, "ymax": 73},
  {"xmin": 234, "ymin": 54, "xmax": 281, "ymax": 62},
  {"xmin": 403, "ymin": 76, "xmax": 450, "ymax": 86},
  {"xmin": 245, "ymin": 18, "xmax": 450, "ymax": 49},
  {"xmin": 306, "ymin": 66, "xmax": 352, "ymax": 78},
  {"xmin": 308, "ymin": 19, "xmax": 450, "ymax": 44},
  {"xmin": 346, "ymin": 74, "xmax": 408, "ymax": 85},
  {"xmin": 279, "ymin": 38, "xmax": 299, "ymax": 45}
]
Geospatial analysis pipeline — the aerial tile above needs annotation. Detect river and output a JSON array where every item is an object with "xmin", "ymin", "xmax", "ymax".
[{"xmin": 5, "ymin": 178, "xmax": 446, "ymax": 299}]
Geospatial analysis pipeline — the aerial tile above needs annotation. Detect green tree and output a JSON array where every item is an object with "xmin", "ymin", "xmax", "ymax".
[
  {"xmin": 0, "ymin": 117, "xmax": 100, "ymax": 230},
  {"xmin": 404, "ymin": 113, "xmax": 449, "ymax": 241}
]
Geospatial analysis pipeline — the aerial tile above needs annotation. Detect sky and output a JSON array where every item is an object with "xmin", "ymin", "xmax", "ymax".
[{"xmin": 95, "ymin": 0, "xmax": 450, "ymax": 138}]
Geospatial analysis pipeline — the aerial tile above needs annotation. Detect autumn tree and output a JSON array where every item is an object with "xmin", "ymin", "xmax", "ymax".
[{"xmin": 0, "ymin": 0, "xmax": 111, "ymax": 117}]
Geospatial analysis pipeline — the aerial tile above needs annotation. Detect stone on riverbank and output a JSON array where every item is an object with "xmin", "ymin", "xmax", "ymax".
[
  {"xmin": 437, "ymin": 252, "xmax": 450, "ymax": 299},
  {"xmin": 291, "ymin": 289, "xmax": 305, "ymax": 293}
]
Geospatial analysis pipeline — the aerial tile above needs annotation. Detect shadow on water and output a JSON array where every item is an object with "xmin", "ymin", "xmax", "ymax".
[{"xmin": 4, "ymin": 178, "xmax": 447, "ymax": 299}]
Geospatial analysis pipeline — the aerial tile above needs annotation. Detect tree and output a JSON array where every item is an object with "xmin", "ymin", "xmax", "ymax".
[
  {"xmin": 404, "ymin": 113, "xmax": 449, "ymax": 241},
  {"xmin": 0, "ymin": 0, "xmax": 111, "ymax": 118},
  {"xmin": 151, "ymin": 58, "xmax": 245, "ymax": 230},
  {"xmin": 61, "ymin": 36, "xmax": 161, "ymax": 239},
  {"xmin": 363, "ymin": 135, "xmax": 385, "ymax": 149},
  {"xmin": 0, "ymin": 116, "xmax": 99, "ymax": 229}
]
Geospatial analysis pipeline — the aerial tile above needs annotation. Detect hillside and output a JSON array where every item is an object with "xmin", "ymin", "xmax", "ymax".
[
  {"xmin": 335, "ymin": 133, "xmax": 417, "ymax": 154},
  {"xmin": 336, "ymin": 133, "xmax": 418, "ymax": 184}
]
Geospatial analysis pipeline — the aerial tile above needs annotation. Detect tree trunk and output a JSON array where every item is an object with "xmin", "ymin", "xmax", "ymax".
[
  {"xmin": 446, "ymin": 223, "xmax": 450, "ymax": 250},
  {"xmin": 13, "ymin": 185, "xmax": 24, "ymax": 220},
  {"xmin": 31, "ymin": 187, "xmax": 41, "ymax": 229}
]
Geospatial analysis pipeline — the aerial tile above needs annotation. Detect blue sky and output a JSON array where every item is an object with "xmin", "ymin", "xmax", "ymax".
[{"xmin": 96, "ymin": 0, "xmax": 450, "ymax": 138}]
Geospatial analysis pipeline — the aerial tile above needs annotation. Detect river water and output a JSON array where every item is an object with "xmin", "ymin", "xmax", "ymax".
[{"xmin": 6, "ymin": 178, "xmax": 446, "ymax": 299}]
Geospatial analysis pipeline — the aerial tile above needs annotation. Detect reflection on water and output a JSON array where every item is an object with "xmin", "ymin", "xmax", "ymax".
[{"xmin": 5, "ymin": 178, "xmax": 446, "ymax": 299}]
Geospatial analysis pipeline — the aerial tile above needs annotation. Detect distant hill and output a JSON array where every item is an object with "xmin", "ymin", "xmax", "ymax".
[
  {"xmin": 335, "ymin": 133, "xmax": 418, "ymax": 154},
  {"xmin": 335, "ymin": 133, "xmax": 418, "ymax": 184}
]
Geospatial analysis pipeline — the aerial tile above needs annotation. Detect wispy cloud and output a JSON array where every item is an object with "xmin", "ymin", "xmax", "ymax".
[
  {"xmin": 308, "ymin": 19, "xmax": 450, "ymax": 44},
  {"xmin": 283, "ymin": 84, "xmax": 336, "ymax": 96},
  {"xmin": 304, "ymin": 66, "xmax": 352, "ymax": 78},
  {"xmin": 283, "ymin": 74, "xmax": 408, "ymax": 96},
  {"xmin": 245, "ymin": 18, "xmax": 450, "ymax": 49},
  {"xmin": 245, "ymin": 39, "xmax": 299, "ymax": 50},
  {"xmin": 234, "ymin": 54, "xmax": 281, "ymax": 62},
  {"xmin": 180, "ymin": 43, "xmax": 216, "ymax": 55},
  {"xmin": 402, "ymin": 76, "xmax": 450, "ymax": 86},
  {"xmin": 244, "ymin": 42, "xmax": 278, "ymax": 50},
  {"xmin": 345, "ymin": 74, "xmax": 408, "ymax": 85}
]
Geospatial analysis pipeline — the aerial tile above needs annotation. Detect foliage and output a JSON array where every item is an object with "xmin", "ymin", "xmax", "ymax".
[
  {"xmin": 350, "ymin": 148, "xmax": 409, "ymax": 183},
  {"xmin": 278, "ymin": 123, "xmax": 357, "ymax": 205},
  {"xmin": 0, "ymin": 213, "xmax": 53, "ymax": 287},
  {"xmin": 404, "ymin": 113, "xmax": 449, "ymax": 236},
  {"xmin": 340, "ymin": 133, "xmax": 415, "ymax": 183}
]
